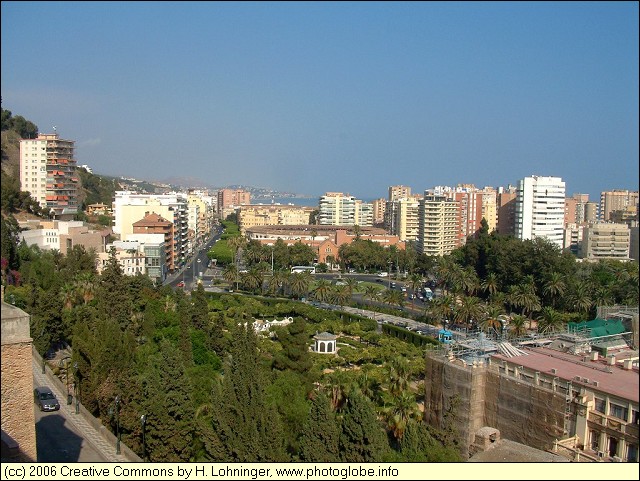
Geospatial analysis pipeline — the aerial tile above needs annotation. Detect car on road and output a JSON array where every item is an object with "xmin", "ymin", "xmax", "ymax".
[
  {"xmin": 377, "ymin": 272, "xmax": 388, "ymax": 277},
  {"xmin": 177, "ymin": 281, "xmax": 185, "ymax": 288},
  {"xmin": 34, "ymin": 386, "xmax": 60, "ymax": 412}
]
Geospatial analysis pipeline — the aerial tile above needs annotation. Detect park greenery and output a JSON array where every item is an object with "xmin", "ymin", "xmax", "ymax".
[{"xmin": 2, "ymin": 215, "xmax": 637, "ymax": 462}]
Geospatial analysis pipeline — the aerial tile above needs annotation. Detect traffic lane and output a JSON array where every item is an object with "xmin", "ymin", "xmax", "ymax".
[{"xmin": 35, "ymin": 408, "xmax": 106, "ymax": 462}]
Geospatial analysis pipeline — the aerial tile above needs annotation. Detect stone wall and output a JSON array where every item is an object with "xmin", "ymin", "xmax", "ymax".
[
  {"xmin": 425, "ymin": 353, "xmax": 567, "ymax": 458},
  {"xmin": 1, "ymin": 296, "xmax": 37, "ymax": 462}
]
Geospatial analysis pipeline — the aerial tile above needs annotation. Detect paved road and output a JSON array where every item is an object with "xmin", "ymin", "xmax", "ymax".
[{"xmin": 33, "ymin": 358, "xmax": 125, "ymax": 463}]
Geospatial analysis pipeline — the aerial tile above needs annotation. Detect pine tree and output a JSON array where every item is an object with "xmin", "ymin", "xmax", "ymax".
[
  {"xmin": 339, "ymin": 390, "xmax": 389, "ymax": 462},
  {"xmin": 136, "ymin": 339, "xmax": 194, "ymax": 462},
  {"xmin": 210, "ymin": 323, "xmax": 288, "ymax": 462},
  {"xmin": 299, "ymin": 392, "xmax": 340, "ymax": 462},
  {"xmin": 273, "ymin": 317, "xmax": 312, "ymax": 376}
]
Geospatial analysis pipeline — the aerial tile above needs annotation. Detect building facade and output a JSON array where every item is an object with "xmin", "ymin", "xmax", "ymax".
[
  {"xmin": 416, "ymin": 194, "xmax": 460, "ymax": 256},
  {"xmin": 19, "ymin": 133, "xmax": 78, "ymax": 218},
  {"xmin": 600, "ymin": 190, "xmax": 639, "ymax": 222},
  {"xmin": 581, "ymin": 222, "xmax": 631, "ymax": 261},
  {"xmin": 515, "ymin": 176, "xmax": 566, "ymax": 248},
  {"xmin": 237, "ymin": 204, "xmax": 314, "ymax": 234},
  {"xmin": 318, "ymin": 192, "xmax": 357, "ymax": 226}
]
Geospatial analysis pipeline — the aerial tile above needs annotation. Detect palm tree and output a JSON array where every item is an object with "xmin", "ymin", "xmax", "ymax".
[
  {"xmin": 363, "ymin": 285, "xmax": 381, "ymax": 313},
  {"xmin": 312, "ymin": 279, "xmax": 333, "ymax": 302},
  {"xmin": 222, "ymin": 264, "xmax": 238, "ymax": 289},
  {"xmin": 428, "ymin": 294, "xmax": 454, "ymax": 327},
  {"xmin": 383, "ymin": 289, "xmax": 405, "ymax": 309},
  {"xmin": 454, "ymin": 296, "xmax": 485, "ymax": 330},
  {"xmin": 407, "ymin": 273, "xmax": 423, "ymax": 309},
  {"xmin": 289, "ymin": 271, "xmax": 312, "ymax": 299},
  {"xmin": 382, "ymin": 390, "xmax": 421, "ymax": 442},
  {"xmin": 479, "ymin": 304, "xmax": 505, "ymax": 337},
  {"xmin": 543, "ymin": 272, "xmax": 566, "ymax": 308},
  {"xmin": 537, "ymin": 306, "xmax": 564, "ymax": 334},
  {"xmin": 60, "ymin": 283, "xmax": 76, "ymax": 310},
  {"xmin": 266, "ymin": 269, "xmax": 287, "ymax": 297},
  {"xmin": 241, "ymin": 267, "xmax": 263, "ymax": 293},
  {"xmin": 459, "ymin": 267, "xmax": 480, "ymax": 296},
  {"xmin": 508, "ymin": 314, "xmax": 528, "ymax": 339},
  {"xmin": 568, "ymin": 281, "xmax": 592, "ymax": 319},
  {"xmin": 508, "ymin": 283, "xmax": 541, "ymax": 320},
  {"xmin": 386, "ymin": 357, "xmax": 411, "ymax": 396},
  {"xmin": 331, "ymin": 284, "xmax": 352, "ymax": 309},
  {"xmin": 481, "ymin": 272, "xmax": 499, "ymax": 299},
  {"xmin": 74, "ymin": 272, "xmax": 96, "ymax": 304}
]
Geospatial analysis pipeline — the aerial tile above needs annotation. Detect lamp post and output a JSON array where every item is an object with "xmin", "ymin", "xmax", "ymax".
[
  {"xmin": 73, "ymin": 362, "xmax": 80, "ymax": 414},
  {"xmin": 140, "ymin": 414, "xmax": 147, "ymax": 462},
  {"xmin": 387, "ymin": 260, "xmax": 392, "ymax": 289},
  {"xmin": 196, "ymin": 258, "xmax": 201, "ymax": 283},
  {"xmin": 115, "ymin": 395, "xmax": 121, "ymax": 455},
  {"xmin": 59, "ymin": 357, "xmax": 72, "ymax": 404}
]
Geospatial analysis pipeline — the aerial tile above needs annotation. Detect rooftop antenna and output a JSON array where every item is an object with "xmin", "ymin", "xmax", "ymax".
[{"xmin": 53, "ymin": 125, "xmax": 57, "ymax": 135}]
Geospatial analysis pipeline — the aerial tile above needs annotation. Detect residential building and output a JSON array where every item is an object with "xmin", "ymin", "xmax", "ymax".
[
  {"xmin": 372, "ymin": 198, "xmax": 386, "ymax": 226},
  {"xmin": 17, "ymin": 220, "xmax": 110, "ymax": 255},
  {"xmin": 19, "ymin": 133, "xmax": 78, "ymax": 218},
  {"xmin": 318, "ymin": 192, "xmax": 356, "ymax": 226},
  {"xmin": 515, "ymin": 176, "xmax": 566, "ymax": 248},
  {"xmin": 416, "ymin": 194, "xmax": 460, "ymax": 256},
  {"xmin": 390, "ymin": 197, "xmax": 420, "ymax": 242},
  {"xmin": 496, "ymin": 185, "xmax": 517, "ymax": 236},
  {"xmin": 581, "ymin": 222, "xmax": 631, "ymax": 261},
  {"xmin": 600, "ymin": 190, "xmax": 639, "ymax": 222},
  {"xmin": 388, "ymin": 185, "xmax": 412, "ymax": 201},
  {"xmin": 97, "ymin": 241, "xmax": 147, "ymax": 277},
  {"xmin": 237, "ymin": 204, "xmax": 314, "ymax": 234},
  {"xmin": 354, "ymin": 200, "xmax": 374, "ymax": 227},
  {"xmin": 112, "ymin": 191, "xmax": 189, "ymax": 271},
  {"xmin": 217, "ymin": 188, "xmax": 250, "ymax": 219},
  {"xmin": 130, "ymin": 211, "xmax": 173, "ymax": 275}
]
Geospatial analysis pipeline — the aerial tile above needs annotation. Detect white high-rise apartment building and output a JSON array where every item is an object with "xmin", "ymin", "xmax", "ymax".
[
  {"xmin": 19, "ymin": 133, "xmax": 78, "ymax": 218},
  {"xmin": 515, "ymin": 176, "xmax": 566, "ymax": 249},
  {"xmin": 318, "ymin": 193, "xmax": 356, "ymax": 226}
]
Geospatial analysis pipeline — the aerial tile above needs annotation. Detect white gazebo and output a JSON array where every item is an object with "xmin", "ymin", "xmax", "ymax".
[{"xmin": 313, "ymin": 332, "xmax": 337, "ymax": 354}]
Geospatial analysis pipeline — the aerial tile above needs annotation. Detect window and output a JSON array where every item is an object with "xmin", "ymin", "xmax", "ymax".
[
  {"xmin": 610, "ymin": 403, "xmax": 628, "ymax": 421},
  {"xmin": 594, "ymin": 398, "xmax": 605, "ymax": 414}
]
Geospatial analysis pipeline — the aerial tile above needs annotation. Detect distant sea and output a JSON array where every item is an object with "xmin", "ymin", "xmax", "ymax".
[
  {"xmin": 253, "ymin": 196, "xmax": 377, "ymax": 207},
  {"xmin": 252, "ymin": 197, "xmax": 319, "ymax": 207}
]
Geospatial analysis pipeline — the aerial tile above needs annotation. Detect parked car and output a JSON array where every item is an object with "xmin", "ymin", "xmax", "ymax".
[
  {"xmin": 34, "ymin": 386, "xmax": 60, "ymax": 412},
  {"xmin": 377, "ymin": 272, "xmax": 388, "ymax": 277},
  {"xmin": 177, "ymin": 281, "xmax": 185, "ymax": 288}
]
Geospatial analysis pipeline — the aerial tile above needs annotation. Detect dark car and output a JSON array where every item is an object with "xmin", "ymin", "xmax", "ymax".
[{"xmin": 34, "ymin": 386, "xmax": 60, "ymax": 412}]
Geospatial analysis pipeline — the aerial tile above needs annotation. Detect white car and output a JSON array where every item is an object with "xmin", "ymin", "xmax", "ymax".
[{"xmin": 377, "ymin": 272, "xmax": 388, "ymax": 277}]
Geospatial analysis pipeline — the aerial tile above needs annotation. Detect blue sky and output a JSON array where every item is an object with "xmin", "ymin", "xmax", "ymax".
[{"xmin": 2, "ymin": 1, "xmax": 638, "ymax": 200}]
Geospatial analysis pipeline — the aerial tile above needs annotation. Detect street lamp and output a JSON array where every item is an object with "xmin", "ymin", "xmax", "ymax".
[
  {"xmin": 115, "ymin": 395, "xmax": 121, "ymax": 455},
  {"xmin": 73, "ymin": 362, "xmax": 80, "ymax": 414},
  {"xmin": 59, "ymin": 357, "xmax": 72, "ymax": 404},
  {"xmin": 140, "ymin": 414, "xmax": 147, "ymax": 462},
  {"xmin": 387, "ymin": 261, "xmax": 392, "ymax": 289}
]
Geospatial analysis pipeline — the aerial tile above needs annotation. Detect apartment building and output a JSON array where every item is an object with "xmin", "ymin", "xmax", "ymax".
[
  {"xmin": 600, "ymin": 190, "xmax": 639, "ymax": 222},
  {"xmin": 388, "ymin": 197, "xmax": 420, "ymax": 242},
  {"xmin": 388, "ymin": 185, "xmax": 412, "ymax": 201},
  {"xmin": 17, "ymin": 220, "xmax": 109, "ymax": 255},
  {"xmin": 496, "ymin": 185, "xmax": 517, "ymax": 236},
  {"xmin": 97, "ymin": 241, "xmax": 147, "ymax": 277},
  {"xmin": 416, "ymin": 194, "xmax": 460, "ymax": 256},
  {"xmin": 19, "ymin": 133, "xmax": 78, "ymax": 218},
  {"xmin": 581, "ymin": 222, "xmax": 631, "ymax": 261},
  {"xmin": 237, "ymin": 204, "xmax": 314, "ymax": 234},
  {"xmin": 131, "ymin": 212, "xmax": 173, "ymax": 275},
  {"xmin": 188, "ymin": 190, "xmax": 216, "ymax": 245},
  {"xmin": 372, "ymin": 198, "xmax": 386, "ymax": 226},
  {"xmin": 450, "ymin": 186, "xmax": 497, "ymax": 241},
  {"xmin": 112, "ymin": 191, "xmax": 189, "ymax": 271},
  {"xmin": 217, "ymin": 188, "xmax": 250, "ymax": 219},
  {"xmin": 515, "ymin": 176, "xmax": 566, "ymax": 249},
  {"xmin": 318, "ymin": 192, "xmax": 356, "ymax": 226},
  {"xmin": 354, "ymin": 199, "xmax": 374, "ymax": 227}
]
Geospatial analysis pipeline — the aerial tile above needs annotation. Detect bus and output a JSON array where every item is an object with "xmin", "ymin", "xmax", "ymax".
[{"xmin": 291, "ymin": 266, "xmax": 316, "ymax": 274}]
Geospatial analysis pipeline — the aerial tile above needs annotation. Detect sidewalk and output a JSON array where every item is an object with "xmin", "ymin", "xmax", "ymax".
[{"xmin": 32, "ymin": 351, "xmax": 139, "ymax": 462}]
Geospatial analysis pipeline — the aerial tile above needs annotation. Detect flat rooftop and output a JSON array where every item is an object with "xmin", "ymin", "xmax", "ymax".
[{"xmin": 491, "ymin": 347, "xmax": 639, "ymax": 403}]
